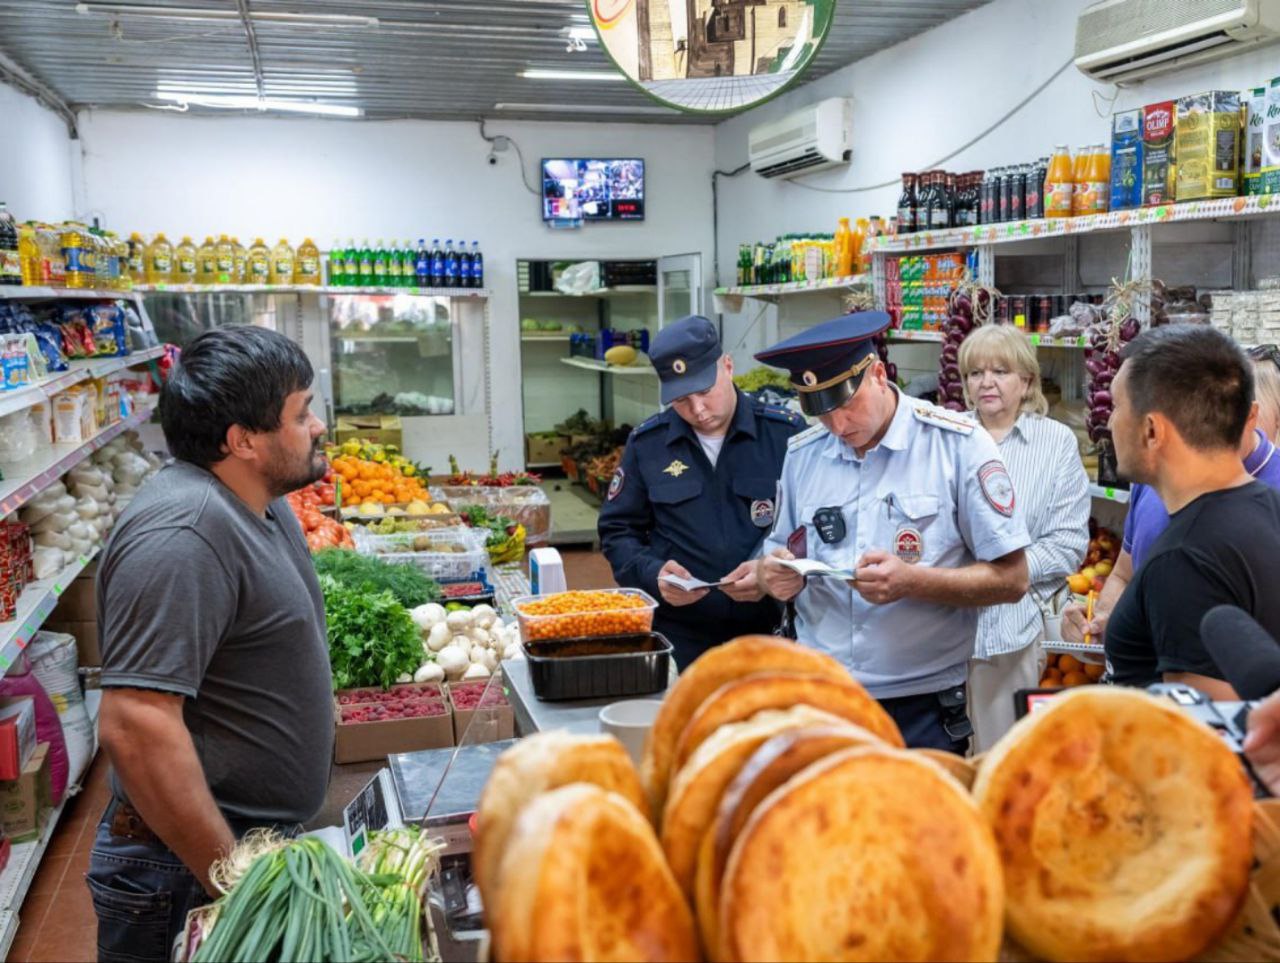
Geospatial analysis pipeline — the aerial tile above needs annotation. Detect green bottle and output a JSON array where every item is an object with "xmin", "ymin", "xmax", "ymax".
[
  {"xmin": 372, "ymin": 238, "xmax": 388, "ymax": 286},
  {"xmin": 342, "ymin": 238, "xmax": 358, "ymax": 287},
  {"xmin": 357, "ymin": 239, "xmax": 373, "ymax": 287},
  {"xmin": 400, "ymin": 239, "xmax": 414, "ymax": 287},
  {"xmin": 387, "ymin": 241, "xmax": 401, "ymax": 287}
]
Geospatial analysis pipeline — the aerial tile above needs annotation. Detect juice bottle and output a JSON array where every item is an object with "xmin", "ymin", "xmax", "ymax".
[
  {"xmin": 853, "ymin": 218, "xmax": 869, "ymax": 274},
  {"xmin": 1071, "ymin": 145, "xmax": 1091, "ymax": 215},
  {"xmin": 269, "ymin": 238, "xmax": 294, "ymax": 285},
  {"xmin": 295, "ymin": 237, "xmax": 320, "ymax": 285},
  {"xmin": 17, "ymin": 224, "xmax": 39, "ymax": 286},
  {"xmin": 232, "ymin": 237, "xmax": 247, "ymax": 283},
  {"xmin": 246, "ymin": 237, "xmax": 270, "ymax": 283},
  {"xmin": 834, "ymin": 218, "xmax": 852, "ymax": 277},
  {"xmin": 1087, "ymin": 144, "xmax": 1110, "ymax": 214},
  {"xmin": 145, "ymin": 232, "xmax": 173, "ymax": 284},
  {"xmin": 1044, "ymin": 145, "xmax": 1075, "ymax": 217},
  {"xmin": 195, "ymin": 236, "xmax": 217, "ymax": 284},
  {"xmin": 215, "ymin": 234, "xmax": 234, "ymax": 283},
  {"xmin": 62, "ymin": 222, "xmax": 90, "ymax": 288},
  {"xmin": 173, "ymin": 235, "xmax": 197, "ymax": 284}
]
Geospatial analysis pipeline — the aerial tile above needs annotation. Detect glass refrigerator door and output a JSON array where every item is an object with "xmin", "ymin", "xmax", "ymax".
[
  {"xmin": 658, "ymin": 253, "xmax": 703, "ymax": 331},
  {"xmin": 327, "ymin": 293, "xmax": 457, "ymax": 418}
]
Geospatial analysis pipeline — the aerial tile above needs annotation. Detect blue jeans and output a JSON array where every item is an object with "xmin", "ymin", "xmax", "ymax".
[
  {"xmin": 87, "ymin": 800, "xmax": 302, "ymax": 963},
  {"xmin": 86, "ymin": 806, "xmax": 209, "ymax": 963}
]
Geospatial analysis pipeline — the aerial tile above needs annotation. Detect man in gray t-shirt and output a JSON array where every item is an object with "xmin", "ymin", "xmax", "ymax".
[{"xmin": 88, "ymin": 327, "xmax": 332, "ymax": 963}]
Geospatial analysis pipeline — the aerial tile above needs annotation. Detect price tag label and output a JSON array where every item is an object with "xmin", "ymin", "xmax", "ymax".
[
  {"xmin": 1076, "ymin": 336, "xmax": 1086, "ymax": 347},
  {"xmin": 1029, "ymin": 334, "xmax": 1041, "ymax": 346},
  {"xmin": 1105, "ymin": 487, "xmax": 1117, "ymax": 499},
  {"xmin": 1014, "ymin": 314, "xmax": 1027, "ymax": 329}
]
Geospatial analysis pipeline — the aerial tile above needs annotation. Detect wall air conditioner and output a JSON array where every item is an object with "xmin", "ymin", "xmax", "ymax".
[
  {"xmin": 1075, "ymin": 0, "xmax": 1280, "ymax": 84},
  {"xmin": 748, "ymin": 97, "xmax": 852, "ymax": 180}
]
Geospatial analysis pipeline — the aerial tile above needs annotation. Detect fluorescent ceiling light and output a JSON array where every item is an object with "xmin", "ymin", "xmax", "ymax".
[
  {"xmin": 77, "ymin": 3, "xmax": 377, "ymax": 27},
  {"xmin": 494, "ymin": 102, "xmax": 678, "ymax": 116},
  {"xmin": 154, "ymin": 92, "xmax": 361, "ymax": 117},
  {"xmin": 520, "ymin": 69, "xmax": 625, "ymax": 82}
]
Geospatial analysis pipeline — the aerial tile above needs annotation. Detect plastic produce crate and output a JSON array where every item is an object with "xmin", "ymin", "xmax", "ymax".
[
  {"xmin": 511, "ymin": 588, "xmax": 657, "ymax": 642},
  {"xmin": 524, "ymin": 632, "xmax": 672, "ymax": 701}
]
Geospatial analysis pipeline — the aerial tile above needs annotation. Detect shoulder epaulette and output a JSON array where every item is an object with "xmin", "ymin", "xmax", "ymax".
[
  {"xmin": 911, "ymin": 402, "xmax": 975, "ymax": 436},
  {"xmin": 758, "ymin": 404, "xmax": 806, "ymax": 428},
  {"xmin": 631, "ymin": 413, "xmax": 665, "ymax": 438},
  {"xmin": 787, "ymin": 424, "xmax": 826, "ymax": 451}
]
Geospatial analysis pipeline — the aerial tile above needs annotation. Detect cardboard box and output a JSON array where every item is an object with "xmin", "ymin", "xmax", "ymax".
[
  {"xmin": 0, "ymin": 742, "xmax": 50, "ymax": 841},
  {"xmin": 1142, "ymin": 101, "xmax": 1176, "ymax": 206},
  {"xmin": 0, "ymin": 697, "xmax": 37, "ymax": 781},
  {"xmin": 1175, "ymin": 90, "xmax": 1241, "ymax": 201},
  {"xmin": 49, "ymin": 561, "xmax": 97, "ymax": 624},
  {"xmin": 1245, "ymin": 85, "xmax": 1267, "ymax": 195},
  {"xmin": 335, "ymin": 415, "xmax": 403, "ymax": 450},
  {"xmin": 446, "ymin": 682, "xmax": 515, "ymax": 745},
  {"xmin": 44, "ymin": 619, "xmax": 101, "ymax": 668},
  {"xmin": 525, "ymin": 433, "xmax": 565, "ymax": 467},
  {"xmin": 333, "ymin": 684, "xmax": 453, "ymax": 764},
  {"xmin": 1109, "ymin": 108, "xmax": 1143, "ymax": 211}
]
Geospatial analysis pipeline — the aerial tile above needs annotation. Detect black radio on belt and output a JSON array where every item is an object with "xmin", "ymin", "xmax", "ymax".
[{"xmin": 812, "ymin": 507, "xmax": 846, "ymax": 545}]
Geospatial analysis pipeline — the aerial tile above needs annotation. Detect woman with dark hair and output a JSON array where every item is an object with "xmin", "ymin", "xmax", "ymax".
[{"xmin": 89, "ymin": 325, "xmax": 333, "ymax": 962}]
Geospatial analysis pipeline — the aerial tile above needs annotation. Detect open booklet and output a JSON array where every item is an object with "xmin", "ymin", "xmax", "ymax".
[
  {"xmin": 659, "ymin": 573, "xmax": 734, "ymax": 592},
  {"xmin": 776, "ymin": 558, "xmax": 857, "ymax": 581}
]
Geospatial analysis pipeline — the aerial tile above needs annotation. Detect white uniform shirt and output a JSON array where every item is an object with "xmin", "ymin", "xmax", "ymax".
[
  {"xmin": 968, "ymin": 413, "xmax": 1090, "ymax": 659},
  {"xmin": 763, "ymin": 388, "xmax": 1031, "ymax": 699}
]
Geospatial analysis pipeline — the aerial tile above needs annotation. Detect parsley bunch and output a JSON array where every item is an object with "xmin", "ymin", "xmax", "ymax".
[{"xmin": 320, "ymin": 574, "xmax": 423, "ymax": 691}]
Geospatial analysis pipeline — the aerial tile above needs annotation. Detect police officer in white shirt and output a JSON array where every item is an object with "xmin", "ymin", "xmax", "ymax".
[{"xmin": 754, "ymin": 311, "xmax": 1032, "ymax": 753}]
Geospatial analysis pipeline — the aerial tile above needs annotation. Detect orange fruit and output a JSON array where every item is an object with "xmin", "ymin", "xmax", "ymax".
[
  {"xmin": 1058, "ymin": 654, "xmax": 1083, "ymax": 674},
  {"xmin": 1062, "ymin": 670, "xmax": 1090, "ymax": 687},
  {"xmin": 1041, "ymin": 668, "xmax": 1063, "ymax": 687},
  {"xmin": 1083, "ymin": 663, "xmax": 1105, "ymax": 680}
]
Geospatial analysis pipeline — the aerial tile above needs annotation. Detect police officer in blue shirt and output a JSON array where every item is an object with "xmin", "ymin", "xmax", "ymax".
[
  {"xmin": 755, "ymin": 311, "xmax": 1031, "ymax": 753},
  {"xmin": 599, "ymin": 315, "xmax": 806, "ymax": 669}
]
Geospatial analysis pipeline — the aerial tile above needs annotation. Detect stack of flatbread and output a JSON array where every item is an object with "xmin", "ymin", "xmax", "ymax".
[{"xmin": 477, "ymin": 636, "xmax": 1257, "ymax": 963}]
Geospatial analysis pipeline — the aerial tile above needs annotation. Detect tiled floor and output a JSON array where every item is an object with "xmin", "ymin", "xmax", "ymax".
[{"xmin": 13, "ymin": 547, "xmax": 618, "ymax": 962}]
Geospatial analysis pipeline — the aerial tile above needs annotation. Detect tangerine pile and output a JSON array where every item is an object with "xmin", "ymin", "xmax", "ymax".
[
  {"xmin": 517, "ymin": 590, "xmax": 654, "ymax": 640},
  {"xmin": 330, "ymin": 455, "xmax": 434, "ymax": 506},
  {"xmin": 1040, "ymin": 652, "xmax": 1105, "ymax": 688}
]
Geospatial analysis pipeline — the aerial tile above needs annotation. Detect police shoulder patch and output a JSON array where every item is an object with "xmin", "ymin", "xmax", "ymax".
[
  {"xmin": 787, "ymin": 424, "xmax": 826, "ymax": 451},
  {"xmin": 912, "ymin": 403, "xmax": 975, "ymax": 436},
  {"xmin": 758, "ymin": 404, "xmax": 805, "ymax": 427},
  {"xmin": 631, "ymin": 413, "xmax": 664, "ymax": 438}
]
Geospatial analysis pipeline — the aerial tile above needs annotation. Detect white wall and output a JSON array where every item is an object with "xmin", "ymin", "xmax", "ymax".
[
  {"xmin": 714, "ymin": 0, "xmax": 1280, "ymax": 364},
  {"xmin": 76, "ymin": 110, "xmax": 716, "ymax": 469},
  {"xmin": 0, "ymin": 84, "xmax": 75, "ymax": 221}
]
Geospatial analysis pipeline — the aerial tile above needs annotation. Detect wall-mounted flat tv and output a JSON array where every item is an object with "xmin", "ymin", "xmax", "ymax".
[{"xmin": 542, "ymin": 158, "xmax": 645, "ymax": 222}]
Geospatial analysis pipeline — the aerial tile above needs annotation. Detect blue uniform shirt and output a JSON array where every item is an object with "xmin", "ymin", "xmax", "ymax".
[
  {"xmin": 762, "ymin": 388, "xmax": 1031, "ymax": 699},
  {"xmin": 598, "ymin": 390, "xmax": 805, "ymax": 649}
]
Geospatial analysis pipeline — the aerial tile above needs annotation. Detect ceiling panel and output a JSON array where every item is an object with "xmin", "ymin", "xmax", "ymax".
[{"xmin": 0, "ymin": 0, "xmax": 991, "ymax": 125}]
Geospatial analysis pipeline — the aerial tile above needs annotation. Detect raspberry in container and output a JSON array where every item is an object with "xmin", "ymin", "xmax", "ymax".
[{"xmin": 512, "ymin": 588, "xmax": 658, "ymax": 643}]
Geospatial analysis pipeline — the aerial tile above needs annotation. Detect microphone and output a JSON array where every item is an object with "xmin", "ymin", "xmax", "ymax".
[{"xmin": 1200, "ymin": 605, "xmax": 1280, "ymax": 700}]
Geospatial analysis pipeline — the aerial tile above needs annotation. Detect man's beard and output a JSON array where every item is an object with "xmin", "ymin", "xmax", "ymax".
[{"xmin": 266, "ymin": 442, "xmax": 327, "ymax": 498}]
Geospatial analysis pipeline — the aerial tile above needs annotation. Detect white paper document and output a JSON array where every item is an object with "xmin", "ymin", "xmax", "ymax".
[
  {"xmin": 659, "ymin": 573, "xmax": 732, "ymax": 591},
  {"xmin": 777, "ymin": 558, "xmax": 857, "ymax": 581}
]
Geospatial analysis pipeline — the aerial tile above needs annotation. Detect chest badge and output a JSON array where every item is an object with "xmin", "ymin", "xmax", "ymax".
[
  {"xmin": 750, "ymin": 498, "xmax": 775, "ymax": 528},
  {"xmin": 978, "ymin": 459, "xmax": 1017, "ymax": 518},
  {"xmin": 663, "ymin": 459, "xmax": 690, "ymax": 478},
  {"xmin": 894, "ymin": 527, "xmax": 923, "ymax": 564}
]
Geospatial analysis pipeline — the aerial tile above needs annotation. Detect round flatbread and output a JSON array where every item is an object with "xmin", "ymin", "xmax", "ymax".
[
  {"xmin": 698, "ymin": 724, "xmax": 883, "ymax": 961},
  {"xmin": 673, "ymin": 672, "xmax": 903, "ymax": 770},
  {"xmin": 642, "ymin": 635, "xmax": 852, "ymax": 817},
  {"xmin": 661, "ymin": 705, "xmax": 849, "ymax": 898},
  {"xmin": 720, "ymin": 746, "xmax": 1004, "ymax": 962},
  {"xmin": 492, "ymin": 784, "xmax": 698, "ymax": 963},
  {"xmin": 473, "ymin": 732, "xmax": 645, "ymax": 910},
  {"xmin": 972, "ymin": 686, "xmax": 1253, "ymax": 962},
  {"xmin": 914, "ymin": 748, "xmax": 977, "ymax": 790}
]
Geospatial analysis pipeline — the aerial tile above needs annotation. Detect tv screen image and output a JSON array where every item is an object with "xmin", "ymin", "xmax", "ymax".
[{"xmin": 542, "ymin": 158, "xmax": 645, "ymax": 221}]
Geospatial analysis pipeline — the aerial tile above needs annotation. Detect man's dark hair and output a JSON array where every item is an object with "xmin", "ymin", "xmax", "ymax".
[
  {"xmin": 1121, "ymin": 324, "xmax": 1253, "ymax": 450},
  {"xmin": 160, "ymin": 326, "xmax": 314, "ymax": 469}
]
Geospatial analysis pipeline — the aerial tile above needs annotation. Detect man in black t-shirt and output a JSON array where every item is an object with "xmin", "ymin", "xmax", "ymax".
[{"xmin": 1105, "ymin": 324, "xmax": 1280, "ymax": 696}]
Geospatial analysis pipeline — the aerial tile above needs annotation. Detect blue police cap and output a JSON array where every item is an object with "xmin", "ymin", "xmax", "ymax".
[
  {"xmin": 754, "ymin": 311, "xmax": 891, "ymax": 416},
  {"xmin": 650, "ymin": 315, "xmax": 722, "ymax": 405}
]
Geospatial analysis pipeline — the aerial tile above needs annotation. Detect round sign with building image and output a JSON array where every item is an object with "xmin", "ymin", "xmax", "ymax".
[{"xmin": 588, "ymin": 0, "xmax": 836, "ymax": 114}]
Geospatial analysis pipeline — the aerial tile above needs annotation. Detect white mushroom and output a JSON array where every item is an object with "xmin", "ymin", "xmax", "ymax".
[
  {"xmin": 425, "ymin": 622, "xmax": 452, "ymax": 652},
  {"xmin": 462, "ymin": 663, "xmax": 491, "ymax": 680},
  {"xmin": 436, "ymin": 645, "xmax": 469, "ymax": 679},
  {"xmin": 445, "ymin": 610, "xmax": 473, "ymax": 632},
  {"xmin": 414, "ymin": 662, "xmax": 445, "ymax": 684}
]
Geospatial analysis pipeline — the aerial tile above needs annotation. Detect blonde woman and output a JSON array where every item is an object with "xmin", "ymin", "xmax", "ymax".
[
  {"xmin": 1248, "ymin": 345, "xmax": 1280, "ymax": 443},
  {"xmin": 958, "ymin": 325, "xmax": 1090, "ymax": 751}
]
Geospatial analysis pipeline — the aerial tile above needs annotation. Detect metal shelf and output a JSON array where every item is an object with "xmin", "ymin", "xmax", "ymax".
[
  {"xmin": 135, "ymin": 283, "xmax": 490, "ymax": 299},
  {"xmin": 559, "ymin": 357, "xmax": 655, "ymax": 377},
  {"xmin": 876, "ymin": 195, "xmax": 1280, "ymax": 254},
  {"xmin": 715, "ymin": 274, "xmax": 868, "ymax": 302},
  {"xmin": 0, "ymin": 401, "xmax": 158, "ymax": 518},
  {"xmin": 0, "ymin": 688, "xmax": 102, "ymax": 958},
  {"xmin": 1088, "ymin": 484, "xmax": 1131, "ymax": 505},
  {"xmin": 520, "ymin": 334, "xmax": 572, "ymax": 342},
  {"xmin": 0, "ymin": 548, "xmax": 100, "ymax": 679},
  {"xmin": 0, "ymin": 286, "xmax": 141, "ymax": 302},
  {"xmin": 885, "ymin": 329, "xmax": 1087, "ymax": 349},
  {"xmin": 521, "ymin": 285, "xmax": 655, "ymax": 299},
  {"xmin": 0, "ymin": 347, "xmax": 165, "ymax": 422}
]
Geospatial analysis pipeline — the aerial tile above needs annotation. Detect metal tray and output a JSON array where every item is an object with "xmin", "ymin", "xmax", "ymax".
[{"xmin": 524, "ymin": 631, "xmax": 672, "ymax": 702}]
